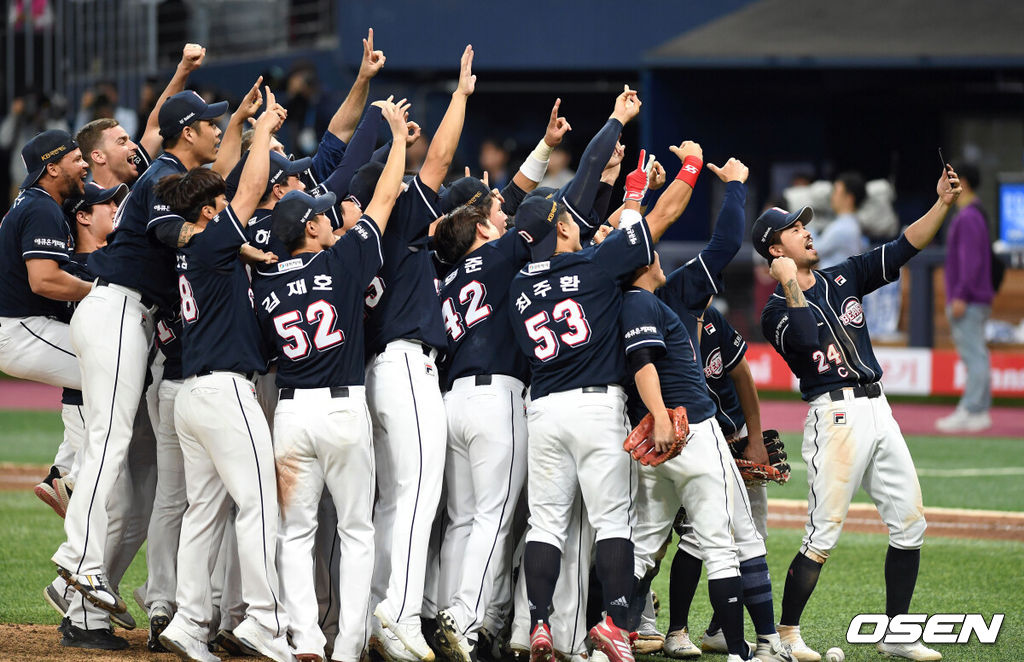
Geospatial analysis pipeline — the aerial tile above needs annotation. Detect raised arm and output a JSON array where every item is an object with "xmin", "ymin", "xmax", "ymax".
[
  {"xmin": 904, "ymin": 166, "xmax": 961, "ymax": 250},
  {"xmin": 768, "ymin": 256, "xmax": 818, "ymax": 351},
  {"xmin": 511, "ymin": 98, "xmax": 572, "ymax": 192},
  {"xmin": 561, "ymin": 87, "xmax": 640, "ymax": 225},
  {"xmin": 645, "ymin": 140, "xmax": 703, "ymax": 242},
  {"xmin": 211, "ymin": 77, "xmax": 270, "ymax": 177},
  {"xmin": 140, "ymin": 44, "xmax": 205, "ymax": 157},
  {"xmin": 327, "ymin": 28, "xmax": 386, "ymax": 143},
  {"xmin": 692, "ymin": 158, "xmax": 748, "ymax": 273},
  {"xmin": 316, "ymin": 101, "xmax": 387, "ymax": 198},
  {"xmin": 364, "ymin": 101, "xmax": 410, "ymax": 234},
  {"xmin": 418, "ymin": 45, "xmax": 476, "ymax": 192},
  {"xmin": 231, "ymin": 89, "xmax": 286, "ymax": 223}
]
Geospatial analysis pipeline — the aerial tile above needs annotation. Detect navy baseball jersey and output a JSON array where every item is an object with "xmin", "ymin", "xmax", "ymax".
[
  {"xmin": 302, "ymin": 131, "xmax": 346, "ymax": 230},
  {"xmin": 364, "ymin": 175, "xmax": 447, "ymax": 354},
  {"xmin": 89, "ymin": 153, "xmax": 187, "ymax": 311},
  {"xmin": 252, "ymin": 217, "xmax": 383, "ymax": 389},
  {"xmin": 687, "ymin": 305, "xmax": 747, "ymax": 436},
  {"xmin": 0, "ymin": 187, "xmax": 74, "ymax": 318},
  {"xmin": 440, "ymin": 229, "xmax": 532, "ymax": 390},
  {"xmin": 509, "ymin": 220, "xmax": 654, "ymax": 400},
  {"xmin": 621, "ymin": 288, "xmax": 717, "ymax": 426},
  {"xmin": 156, "ymin": 311, "xmax": 184, "ymax": 382},
  {"xmin": 59, "ymin": 252, "xmax": 94, "ymax": 407},
  {"xmin": 176, "ymin": 204, "xmax": 267, "ymax": 378},
  {"xmin": 761, "ymin": 234, "xmax": 919, "ymax": 400},
  {"xmin": 244, "ymin": 208, "xmax": 292, "ymax": 265}
]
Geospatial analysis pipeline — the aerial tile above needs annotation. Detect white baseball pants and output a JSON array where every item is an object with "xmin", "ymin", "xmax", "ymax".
[
  {"xmin": 53, "ymin": 284, "xmax": 154, "ymax": 578},
  {"xmin": 143, "ymin": 377, "xmax": 186, "ymax": 611},
  {"xmin": 634, "ymin": 417, "xmax": 740, "ymax": 581},
  {"xmin": 525, "ymin": 386, "xmax": 635, "ymax": 548},
  {"xmin": 801, "ymin": 390, "xmax": 926, "ymax": 559},
  {"xmin": 439, "ymin": 375, "xmax": 528, "ymax": 640},
  {"xmin": 171, "ymin": 372, "xmax": 287, "ymax": 643},
  {"xmin": 367, "ymin": 340, "xmax": 447, "ymax": 626},
  {"xmin": 274, "ymin": 386, "xmax": 376, "ymax": 661},
  {"xmin": 0, "ymin": 315, "xmax": 81, "ymax": 388}
]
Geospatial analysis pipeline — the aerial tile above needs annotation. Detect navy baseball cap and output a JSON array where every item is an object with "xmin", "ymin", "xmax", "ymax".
[
  {"xmin": 225, "ymin": 150, "xmax": 312, "ymax": 200},
  {"xmin": 439, "ymin": 176, "xmax": 491, "ymax": 214},
  {"xmin": 65, "ymin": 181, "xmax": 129, "ymax": 217},
  {"xmin": 751, "ymin": 206, "xmax": 813, "ymax": 259},
  {"xmin": 158, "ymin": 91, "xmax": 228, "ymax": 139},
  {"xmin": 515, "ymin": 196, "xmax": 562, "ymax": 261},
  {"xmin": 20, "ymin": 129, "xmax": 78, "ymax": 189},
  {"xmin": 346, "ymin": 161, "xmax": 385, "ymax": 211},
  {"xmin": 271, "ymin": 190, "xmax": 337, "ymax": 247}
]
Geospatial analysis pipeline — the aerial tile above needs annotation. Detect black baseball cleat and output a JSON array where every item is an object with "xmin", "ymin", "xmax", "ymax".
[{"xmin": 59, "ymin": 620, "xmax": 129, "ymax": 650}]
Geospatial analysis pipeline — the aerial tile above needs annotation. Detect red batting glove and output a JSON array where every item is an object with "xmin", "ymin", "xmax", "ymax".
[{"xmin": 624, "ymin": 149, "xmax": 654, "ymax": 202}]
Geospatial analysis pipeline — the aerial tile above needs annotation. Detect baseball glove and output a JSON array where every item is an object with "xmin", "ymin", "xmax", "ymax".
[
  {"xmin": 623, "ymin": 407, "xmax": 689, "ymax": 467},
  {"xmin": 729, "ymin": 429, "xmax": 791, "ymax": 484}
]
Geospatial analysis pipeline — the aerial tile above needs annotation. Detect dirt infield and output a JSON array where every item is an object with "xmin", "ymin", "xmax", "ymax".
[{"xmin": 0, "ymin": 624, "xmax": 156, "ymax": 661}]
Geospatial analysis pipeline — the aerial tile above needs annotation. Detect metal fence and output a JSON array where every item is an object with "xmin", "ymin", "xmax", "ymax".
[{"xmin": 3, "ymin": 0, "xmax": 337, "ymax": 119}]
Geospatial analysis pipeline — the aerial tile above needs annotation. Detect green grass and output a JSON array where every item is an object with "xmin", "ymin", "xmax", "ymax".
[
  {"xmin": 648, "ymin": 528, "xmax": 1024, "ymax": 662},
  {"xmin": 0, "ymin": 491, "xmax": 149, "ymax": 626},
  {"xmin": 0, "ymin": 410, "xmax": 64, "ymax": 466},
  {"xmin": 775, "ymin": 432, "xmax": 1024, "ymax": 512}
]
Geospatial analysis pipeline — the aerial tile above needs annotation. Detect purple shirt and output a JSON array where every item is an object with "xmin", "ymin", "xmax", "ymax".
[{"xmin": 944, "ymin": 200, "xmax": 994, "ymax": 304}]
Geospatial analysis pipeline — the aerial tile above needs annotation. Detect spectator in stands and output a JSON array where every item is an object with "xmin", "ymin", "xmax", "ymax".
[
  {"xmin": 816, "ymin": 170, "xmax": 866, "ymax": 268},
  {"xmin": 479, "ymin": 137, "xmax": 511, "ymax": 190},
  {"xmin": 0, "ymin": 93, "xmax": 70, "ymax": 203},
  {"xmin": 936, "ymin": 163, "xmax": 993, "ymax": 433},
  {"xmin": 539, "ymin": 143, "xmax": 574, "ymax": 189},
  {"xmin": 75, "ymin": 81, "xmax": 139, "ymax": 140}
]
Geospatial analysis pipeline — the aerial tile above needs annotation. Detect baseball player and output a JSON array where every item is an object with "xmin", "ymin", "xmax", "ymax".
[
  {"xmin": 757, "ymin": 166, "xmax": 962, "ymax": 662},
  {"xmin": 664, "ymin": 303, "xmax": 793, "ymax": 662},
  {"xmin": 429, "ymin": 197, "xmax": 557, "ymax": 661},
  {"xmin": 151, "ymin": 94, "xmax": 290, "ymax": 662},
  {"xmin": 48, "ymin": 83, "xmax": 237, "ymax": 624},
  {"xmin": 505, "ymin": 100, "xmax": 695, "ymax": 662},
  {"xmin": 348, "ymin": 45, "xmax": 473, "ymax": 662},
  {"xmin": 250, "ymin": 100, "xmax": 408, "ymax": 662},
  {"xmin": 621, "ymin": 249, "xmax": 757, "ymax": 662}
]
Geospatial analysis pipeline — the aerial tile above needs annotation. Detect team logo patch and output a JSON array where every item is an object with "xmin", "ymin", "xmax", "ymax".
[
  {"xmin": 838, "ymin": 296, "xmax": 865, "ymax": 328},
  {"xmin": 834, "ymin": 274, "xmax": 847, "ymax": 286},
  {"xmin": 704, "ymin": 322, "xmax": 716, "ymax": 335},
  {"xmin": 704, "ymin": 348, "xmax": 724, "ymax": 379},
  {"xmin": 834, "ymin": 411, "xmax": 847, "ymax": 425},
  {"xmin": 425, "ymin": 362, "xmax": 437, "ymax": 377}
]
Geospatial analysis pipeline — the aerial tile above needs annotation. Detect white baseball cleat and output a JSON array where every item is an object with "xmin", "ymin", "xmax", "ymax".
[
  {"xmin": 700, "ymin": 628, "xmax": 753, "ymax": 655},
  {"xmin": 776, "ymin": 625, "xmax": 820, "ymax": 662},
  {"xmin": 232, "ymin": 617, "xmax": 293, "ymax": 662},
  {"xmin": 754, "ymin": 633, "xmax": 795, "ymax": 662},
  {"xmin": 159, "ymin": 619, "xmax": 222, "ymax": 662},
  {"xmin": 634, "ymin": 610, "xmax": 666, "ymax": 654},
  {"xmin": 375, "ymin": 604, "xmax": 436, "ymax": 662},
  {"xmin": 876, "ymin": 641, "xmax": 942, "ymax": 661},
  {"xmin": 663, "ymin": 628, "xmax": 702, "ymax": 659},
  {"xmin": 54, "ymin": 566, "xmax": 127, "ymax": 614},
  {"xmin": 372, "ymin": 620, "xmax": 421, "ymax": 662}
]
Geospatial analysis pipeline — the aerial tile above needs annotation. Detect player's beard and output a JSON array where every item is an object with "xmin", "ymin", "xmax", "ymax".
[{"xmin": 61, "ymin": 169, "xmax": 86, "ymax": 198}]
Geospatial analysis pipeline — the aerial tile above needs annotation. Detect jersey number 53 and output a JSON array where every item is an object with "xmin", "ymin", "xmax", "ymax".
[{"xmin": 524, "ymin": 298, "xmax": 591, "ymax": 361}]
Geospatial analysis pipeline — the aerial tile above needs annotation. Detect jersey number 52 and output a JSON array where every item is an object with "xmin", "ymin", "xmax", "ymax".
[
  {"xmin": 273, "ymin": 300, "xmax": 345, "ymax": 360},
  {"xmin": 525, "ymin": 299, "xmax": 591, "ymax": 361}
]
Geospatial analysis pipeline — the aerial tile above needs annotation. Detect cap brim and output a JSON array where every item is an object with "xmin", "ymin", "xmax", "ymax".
[
  {"xmin": 20, "ymin": 168, "xmax": 44, "ymax": 190},
  {"xmin": 529, "ymin": 230, "xmax": 558, "ymax": 262},
  {"xmin": 94, "ymin": 183, "xmax": 129, "ymax": 206},
  {"xmin": 286, "ymin": 156, "xmax": 313, "ymax": 176},
  {"xmin": 198, "ymin": 100, "xmax": 229, "ymax": 120},
  {"xmin": 787, "ymin": 205, "xmax": 813, "ymax": 229},
  {"xmin": 310, "ymin": 192, "xmax": 337, "ymax": 214}
]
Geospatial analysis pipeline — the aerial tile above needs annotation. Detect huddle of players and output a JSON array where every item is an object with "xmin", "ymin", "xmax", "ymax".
[{"xmin": 0, "ymin": 27, "xmax": 958, "ymax": 662}]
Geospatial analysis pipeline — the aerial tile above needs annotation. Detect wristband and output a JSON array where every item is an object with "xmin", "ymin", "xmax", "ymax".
[
  {"xmin": 619, "ymin": 208, "xmax": 643, "ymax": 228},
  {"xmin": 675, "ymin": 155, "xmax": 703, "ymax": 188},
  {"xmin": 519, "ymin": 139, "xmax": 553, "ymax": 182}
]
